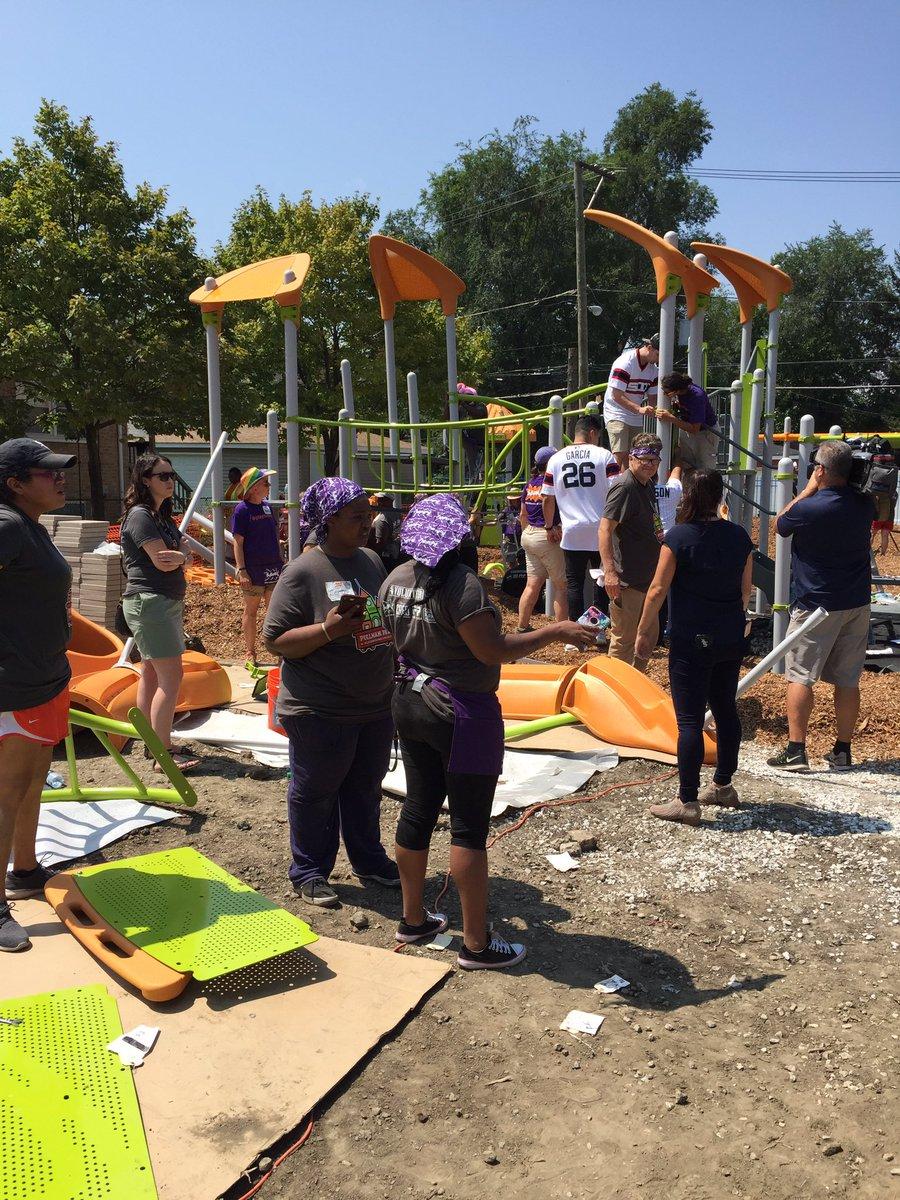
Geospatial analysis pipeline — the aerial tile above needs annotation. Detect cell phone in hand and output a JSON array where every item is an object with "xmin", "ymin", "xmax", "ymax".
[{"xmin": 337, "ymin": 592, "xmax": 366, "ymax": 615}]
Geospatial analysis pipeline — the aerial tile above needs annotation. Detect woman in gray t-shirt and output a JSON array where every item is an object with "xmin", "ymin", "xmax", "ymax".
[
  {"xmin": 120, "ymin": 454, "xmax": 197, "ymax": 772},
  {"xmin": 379, "ymin": 494, "xmax": 595, "ymax": 971}
]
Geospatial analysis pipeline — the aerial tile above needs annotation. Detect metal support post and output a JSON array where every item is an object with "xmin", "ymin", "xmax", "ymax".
[
  {"xmin": 574, "ymin": 162, "xmax": 589, "ymax": 390},
  {"xmin": 798, "ymin": 413, "xmax": 816, "ymax": 480},
  {"xmin": 740, "ymin": 319, "xmax": 755, "ymax": 377},
  {"xmin": 407, "ymin": 372, "xmax": 422, "ymax": 494},
  {"xmin": 728, "ymin": 379, "xmax": 744, "ymax": 525},
  {"xmin": 772, "ymin": 456, "xmax": 796, "ymax": 670},
  {"xmin": 687, "ymin": 254, "xmax": 708, "ymax": 382},
  {"xmin": 202, "ymin": 278, "xmax": 226, "ymax": 586},
  {"xmin": 383, "ymin": 319, "xmax": 401, "ymax": 497},
  {"xmin": 266, "ymin": 409, "xmax": 279, "ymax": 495},
  {"xmin": 546, "ymin": 395, "xmax": 565, "ymax": 616},
  {"xmin": 445, "ymin": 315, "xmax": 460, "ymax": 485},
  {"xmin": 759, "ymin": 308, "xmax": 780, "ymax": 565},
  {"xmin": 745, "ymin": 366, "xmax": 766, "ymax": 537},
  {"xmin": 655, "ymin": 231, "xmax": 679, "ymax": 479},
  {"xmin": 283, "ymin": 310, "xmax": 301, "ymax": 559},
  {"xmin": 338, "ymin": 409, "xmax": 352, "ymax": 479}
]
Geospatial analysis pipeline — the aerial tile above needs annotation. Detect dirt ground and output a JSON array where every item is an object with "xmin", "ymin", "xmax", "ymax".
[{"xmin": 49, "ymin": 548, "xmax": 899, "ymax": 1200}]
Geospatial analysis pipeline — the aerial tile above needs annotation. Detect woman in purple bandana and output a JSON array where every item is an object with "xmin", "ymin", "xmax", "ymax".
[
  {"xmin": 263, "ymin": 477, "xmax": 398, "ymax": 908},
  {"xmin": 378, "ymin": 494, "xmax": 596, "ymax": 970}
]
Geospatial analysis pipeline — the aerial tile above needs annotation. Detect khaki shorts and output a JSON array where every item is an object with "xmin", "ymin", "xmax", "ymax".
[
  {"xmin": 677, "ymin": 427, "xmax": 719, "ymax": 470},
  {"xmin": 521, "ymin": 525, "xmax": 565, "ymax": 583},
  {"xmin": 784, "ymin": 604, "xmax": 870, "ymax": 688},
  {"xmin": 605, "ymin": 420, "xmax": 642, "ymax": 455},
  {"xmin": 122, "ymin": 593, "xmax": 185, "ymax": 661}
]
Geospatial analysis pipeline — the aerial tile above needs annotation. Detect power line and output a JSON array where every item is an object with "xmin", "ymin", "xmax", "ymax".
[{"xmin": 464, "ymin": 288, "xmax": 576, "ymax": 317}]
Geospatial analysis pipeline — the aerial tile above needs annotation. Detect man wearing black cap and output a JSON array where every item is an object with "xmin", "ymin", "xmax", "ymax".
[
  {"xmin": 0, "ymin": 439, "xmax": 76, "ymax": 952},
  {"xmin": 603, "ymin": 335, "xmax": 660, "ymax": 471}
]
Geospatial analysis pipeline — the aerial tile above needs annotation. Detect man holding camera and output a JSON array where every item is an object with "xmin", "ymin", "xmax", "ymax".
[{"xmin": 768, "ymin": 441, "xmax": 873, "ymax": 771}]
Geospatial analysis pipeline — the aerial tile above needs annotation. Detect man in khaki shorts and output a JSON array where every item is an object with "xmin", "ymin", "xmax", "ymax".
[
  {"xmin": 767, "ymin": 441, "xmax": 874, "ymax": 772},
  {"xmin": 603, "ymin": 335, "xmax": 660, "ymax": 471}
]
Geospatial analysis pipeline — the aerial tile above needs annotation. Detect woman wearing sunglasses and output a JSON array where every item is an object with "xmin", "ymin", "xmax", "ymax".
[
  {"xmin": 0, "ymin": 439, "xmax": 77, "ymax": 952},
  {"xmin": 120, "ymin": 454, "xmax": 198, "ymax": 772}
]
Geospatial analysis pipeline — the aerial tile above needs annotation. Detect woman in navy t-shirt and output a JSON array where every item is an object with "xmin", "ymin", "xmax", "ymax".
[{"xmin": 635, "ymin": 470, "xmax": 753, "ymax": 826}]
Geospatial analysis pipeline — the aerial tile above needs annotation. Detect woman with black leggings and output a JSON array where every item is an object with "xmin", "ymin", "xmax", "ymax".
[
  {"xmin": 635, "ymin": 470, "xmax": 753, "ymax": 826},
  {"xmin": 379, "ymin": 494, "xmax": 595, "ymax": 970}
]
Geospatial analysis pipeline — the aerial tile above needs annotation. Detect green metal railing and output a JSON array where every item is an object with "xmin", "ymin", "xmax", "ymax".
[{"xmin": 41, "ymin": 707, "xmax": 197, "ymax": 808}]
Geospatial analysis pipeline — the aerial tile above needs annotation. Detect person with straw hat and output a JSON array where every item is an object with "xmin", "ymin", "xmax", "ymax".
[{"xmin": 231, "ymin": 467, "xmax": 284, "ymax": 667}]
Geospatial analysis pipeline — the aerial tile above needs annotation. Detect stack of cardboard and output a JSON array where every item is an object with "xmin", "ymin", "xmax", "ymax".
[
  {"xmin": 51, "ymin": 520, "xmax": 110, "ymax": 611},
  {"xmin": 78, "ymin": 548, "xmax": 124, "ymax": 629}
]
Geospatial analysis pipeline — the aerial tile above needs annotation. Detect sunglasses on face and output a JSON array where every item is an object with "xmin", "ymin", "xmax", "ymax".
[
  {"xmin": 146, "ymin": 471, "xmax": 177, "ymax": 482},
  {"xmin": 28, "ymin": 468, "xmax": 66, "ymax": 482}
]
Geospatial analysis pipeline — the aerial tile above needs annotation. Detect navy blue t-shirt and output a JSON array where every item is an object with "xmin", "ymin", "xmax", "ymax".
[
  {"xmin": 664, "ymin": 519, "xmax": 753, "ymax": 644},
  {"xmin": 776, "ymin": 487, "xmax": 872, "ymax": 611}
]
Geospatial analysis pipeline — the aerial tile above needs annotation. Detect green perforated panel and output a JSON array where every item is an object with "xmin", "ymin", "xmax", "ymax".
[
  {"xmin": 74, "ymin": 847, "xmax": 318, "ymax": 980},
  {"xmin": 0, "ymin": 985, "xmax": 156, "ymax": 1200}
]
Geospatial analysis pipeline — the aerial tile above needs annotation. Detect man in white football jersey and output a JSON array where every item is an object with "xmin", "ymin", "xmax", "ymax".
[
  {"xmin": 541, "ymin": 414, "xmax": 619, "ymax": 620},
  {"xmin": 604, "ymin": 334, "xmax": 660, "ymax": 471}
]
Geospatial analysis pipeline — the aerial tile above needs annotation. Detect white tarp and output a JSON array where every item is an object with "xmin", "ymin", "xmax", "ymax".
[{"xmin": 10, "ymin": 800, "xmax": 176, "ymax": 870}]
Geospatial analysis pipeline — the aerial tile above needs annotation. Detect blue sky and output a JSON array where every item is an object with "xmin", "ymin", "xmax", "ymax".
[{"xmin": 2, "ymin": 0, "xmax": 898, "ymax": 265}]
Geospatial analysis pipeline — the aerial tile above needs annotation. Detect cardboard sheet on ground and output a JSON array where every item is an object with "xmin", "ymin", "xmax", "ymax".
[
  {"xmin": 504, "ymin": 720, "xmax": 678, "ymax": 764},
  {"xmin": 8, "ymin": 799, "xmax": 175, "ymax": 872},
  {"xmin": 173, "ymin": 708, "xmax": 290, "ymax": 767},
  {"xmin": 384, "ymin": 746, "xmax": 618, "ymax": 818},
  {"xmin": 4, "ymin": 900, "xmax": 449, "ymax": 1200}
]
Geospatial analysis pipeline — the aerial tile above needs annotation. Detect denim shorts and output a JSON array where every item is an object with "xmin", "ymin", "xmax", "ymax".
[{"xmin": 122, "ymin": 593, "xmax": 185, "ymax": 660}]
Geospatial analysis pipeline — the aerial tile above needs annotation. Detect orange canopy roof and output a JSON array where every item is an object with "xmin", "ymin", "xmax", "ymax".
[
  {"xmin": 189, "ymin": 254, "xmax": 311, "ymax": 311},
  {"xmin": 369, "ymin": 235, "xmax": 465, "ymax": 321},
  {"xmin": 584, "ymin": 211, "xmax": 718, "ymax": 318},
  {"xmin": 691, "ymin": 243, "xmax": 793, "ymax": 322}
]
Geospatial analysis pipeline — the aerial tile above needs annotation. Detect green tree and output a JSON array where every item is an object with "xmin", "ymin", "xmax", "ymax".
[
  {"xmin": 386, "ymin": 87, "xmax": 718, "ymax": 399},
  {"xmin": 215, "ymin": 187, "xmax": 492, "ymax": 473},
  {"xmin": 0, "ymin": 101, "xmax": 209, "ymax": 515}
]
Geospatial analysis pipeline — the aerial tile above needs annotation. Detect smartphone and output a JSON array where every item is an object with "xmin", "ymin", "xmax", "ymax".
[{"xmin": 337, "ymin": 592, "xmax": 366, "ymax": 615}]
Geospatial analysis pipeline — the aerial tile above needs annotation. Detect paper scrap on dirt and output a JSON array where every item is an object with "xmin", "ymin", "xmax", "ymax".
[
  {"xmin": 173, "ymin": 708, "xmax": 290, "ymax": 767},
  {"xmin": 546, "ymin": 852, "xmax": 580, "ymax": 871},
  {"xmin": 595, "ymin": 974, "xmax": 630, "ymax": 993},
  {"xmin": 560, "ymin": 1010, "xmax": 605, "ymax": 1035},
  {"xmin": 425, "ymin": 933, "xmax": 453, "ymax": 950},
  {"xmin": 385, "ymin": 748, "xmax": 617, "ymax": 818},
  {"xmin": 12, "ymin": 799, "xmax": 176, "ymax": 871}
]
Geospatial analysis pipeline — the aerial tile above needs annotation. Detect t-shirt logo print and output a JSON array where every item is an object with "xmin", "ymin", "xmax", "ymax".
[{"xmin": 352, "ymin": 592, "xmax": 393, "ymax": 653}]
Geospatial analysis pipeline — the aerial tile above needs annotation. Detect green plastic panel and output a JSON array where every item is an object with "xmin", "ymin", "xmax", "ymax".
[
  {"xmin": 0, "ymin": 984, "xmax": 157, "ymax": 1200},
  {"xmin": 74, "ymin": 847, "xmax": 318, "ymax": 980}
]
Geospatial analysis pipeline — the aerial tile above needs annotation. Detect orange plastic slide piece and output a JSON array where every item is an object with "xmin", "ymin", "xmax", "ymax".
[
  {"xmin": 691, "ymin": 242, "xmax": 793, "ymax": 322},
  {"xmin": 584, "ymin": 211, "xmax": 718, "ymax": 319},
  {"xmin": 561, "ymin": 657, "xmax": 716, "ymax": 764},
  {"xmin": 67, "ymin": 610, "xmax": 125, "ymax": 681},
  {"xmin": 189, "ymin": 253, "xmax": 311, "ymax": 309},
  {"xmin": 497, "ymin": 662, "xmax": 579, "ymax": 721},
  {"xmin": 45, "ymin": 873, "xmax": 190, "ymax": 1002},
  {"xmin": 70, "ymin": 652, "xmax": 232, "ymax": 748},
  {"xmin": 369, "ymin": 235, "xmax": 466, "ymax": 320}
]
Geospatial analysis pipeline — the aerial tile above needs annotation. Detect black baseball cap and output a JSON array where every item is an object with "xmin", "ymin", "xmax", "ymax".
[{"xmin": 0, "ymin": 438, "xmax": 76, "ymax": 478}]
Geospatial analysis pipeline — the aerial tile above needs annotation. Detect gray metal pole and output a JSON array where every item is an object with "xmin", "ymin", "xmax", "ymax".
[
  {"xmin": 687, "ymin": 253, "xmax": 708, "ymax": 382},
  {"xmin": 759, "ymin": 308, "xmax": 780, "ymax": 564},
  {"xmin": 407, "ymin": 372, "xmax": 422, "ymax": 495},
  {"xmin": 772, "ymin": 455, "xmax": 796, "ymax": 669},
  {"xmin": 338, "ymin": 409, "xmax": 352, "ymax": 479},
  {"xmin": 745, "ymin": 366, "xmax": 766, "ymax": 539},
  {"xmin": 445, "ymin": 316, "xmax": 460, "ymax": 485},
  {"xmin": 574, "ymin": 162, "xmax": 588, "ymax": 390},
  {"xmin": 383, "ymin": 319, "xmax": 400, "ymax": 497},
  {"xmin": 740, "ymin": 319, "xmax": 755, "ymax": 377},
  {"xmin": 283, "ymin": 312, "xmax": 301, "ymax": 560},
  {"xmin": 266, "ymin": 409, "xmax": 279, "ymax": 496},
  {"xmin": 798, "ymin": 413, "xmax": 816, "ymax": 480},
  {"xmin": 728, "ymin": 379, "xmax": 743, "ymax": 525},
  {"xmin": 655, "ymin": 231, "xmax": 679, "ymax": 479},
  {"xmin": 545, "ymin": 395, "xmax": 565, "ymax": 618}
]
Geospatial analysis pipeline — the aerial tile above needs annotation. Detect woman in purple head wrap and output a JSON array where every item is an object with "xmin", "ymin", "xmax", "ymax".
[
  {"xmin": 262, "ymin": 477, "xmax": 399, "ymax": 908},
  {"xmin": 378, "ymin": 494, "xmax": 596, "ymax": 971}
]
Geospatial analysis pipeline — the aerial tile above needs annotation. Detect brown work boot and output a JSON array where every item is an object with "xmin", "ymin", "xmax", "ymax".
[
  {"xmin": 697, "ymin": 781, "xmax": 740, "ymax": 808},
  {"xmin": 648, "ymin": 799, "xmax": 701, "ymax": 826}
]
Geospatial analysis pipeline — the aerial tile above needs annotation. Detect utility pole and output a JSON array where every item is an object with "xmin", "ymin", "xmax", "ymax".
[
  {"xmin": 566, "ymin": 345, "xmax": 578, "ymax": 439},
  {"xmin": 574, "ymin": 163, "xmax": 616, "ymax": 393}
]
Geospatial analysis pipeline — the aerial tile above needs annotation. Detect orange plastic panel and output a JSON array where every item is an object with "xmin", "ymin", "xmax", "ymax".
[
  {"xmin": 369, "ymin": 235, "xmax": 466, "ymax": 320},
  {"xmin": 45, "ymin": 873, "xmax": 190, "ymax": 1002},
  {"xmin": 486, "ymin": 403, "xmax": 537, "ymax": 442},
  {"xmin": 584, "ymin": 211, "xmax": 718, "ymax": 318},
  {"xmin": 189, "ymin": 253, "xmax": 311, "ymax": 308},
  {"xmin": 497, "ymin": 662, "xmax": 579, "ymax": 721},
  {"xmin": 67, "ymin": 610, "xmax": 125, "ymax": 681},
  {"xmin": 691, "ymin": 242, "xmax": 793, "ymax": 321},
  {"xmin": 562, "ymin": 657, "xmax": 716, "ymax": 764}
]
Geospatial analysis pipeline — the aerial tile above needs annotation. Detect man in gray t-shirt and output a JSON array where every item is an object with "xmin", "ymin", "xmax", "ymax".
[{"xmin": 599, "ymin": 434, "xmax": 663, "ymax": 672}]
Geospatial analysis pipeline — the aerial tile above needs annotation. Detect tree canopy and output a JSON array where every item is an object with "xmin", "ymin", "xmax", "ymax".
[{"xmin": 0, "ymin": 101, "xmax": 208, "ymax": 514}]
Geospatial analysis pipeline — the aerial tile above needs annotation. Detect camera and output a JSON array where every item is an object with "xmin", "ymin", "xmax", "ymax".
[{"xmin": 807, "ymin": 439, "xmax": 873, "ymax": 493}]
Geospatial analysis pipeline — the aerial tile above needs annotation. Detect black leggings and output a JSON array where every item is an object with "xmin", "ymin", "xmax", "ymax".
[
  {"xmin": 392, "ymin": 688, "xmax": 497, "ymax": 852},
  {"xmin": 563, "ymin": 549, "xmax": 609, "ymax": 620},
  {"xmin": 667, "ymin": 637, "xmax": 743, "ymax": 804}
]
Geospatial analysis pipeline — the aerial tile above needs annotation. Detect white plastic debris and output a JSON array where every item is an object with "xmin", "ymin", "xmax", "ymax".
[
  {"xmin": 560, "ymin": 1011, "xmax": 605, "ymax": 1036},
  {"xmin": 546, "ymin": 852, "xmax": 580, "ymax": 872},
  {"xmin": 594, "ymin": 974, "xmax": 630, "ymax": 994},
  {"xmin": 107, "ymin": 1025, "xmax": 159, "ymax": 1068}
]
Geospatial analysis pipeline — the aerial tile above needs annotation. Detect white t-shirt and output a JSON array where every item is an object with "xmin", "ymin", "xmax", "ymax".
[
  {"xmin": 603, "ymin": 347, "xmax": 658, "ymax": 427},
  {"xmin": 541, "ymin": 443, "xmax": 620, "ymax": 551},
  {"xmin": 655, "ymin": 474, "xmax": 683, "ymax": 533}
]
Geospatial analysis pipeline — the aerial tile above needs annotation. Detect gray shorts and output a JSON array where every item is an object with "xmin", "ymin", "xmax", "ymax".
[
  {"xmin": 677, "ymin": 427, "xmax": 719, "ymax": 470},
  {"xmin": 784, "ymin": 604, "xmax": 870, "ymax": 688},
  {"xmin": 122, "ymin": 593, "xmax": 185, "ymax": 661}
]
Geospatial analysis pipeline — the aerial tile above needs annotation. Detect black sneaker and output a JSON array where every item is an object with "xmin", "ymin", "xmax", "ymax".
[
  {"xmin": 353, "ymin": 865, "xmax": 402, "ymax": 889},
  {"xmin": 5, "ymin": 862, "xmax": 55, "ymax": 899},
  {"xmin": 295, "ymin": 879, "xmax": 339, "ymax": 907},
  {"xmin": 0, "ymin": 904, "xmax": 30, "ymax": 953},
  {"xmin": 395, "ymin": 911, "xmax": 450, "ymax": 944},
  {"xmin": 824, "ymin": 749, "xmax": 852, "ymax": 771},
  {"xmin": 766, "ymin": 746, "xmax": 809, "ymax": 772},
  {"xmin": 457, "ymin": 934, "xmax": 526, "ymax": 971}
]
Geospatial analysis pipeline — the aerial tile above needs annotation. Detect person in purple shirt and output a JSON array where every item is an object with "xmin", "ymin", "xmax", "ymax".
[
  {"xmin": 657, "ymin": 372, "xmax": 720, "ymax": 472},
  {"xmin": 516, "ymin": 446, "xmax": 566, "ymax": 630},
  {"xmin": 231, "ymin": 467, "xmax": 284, "ymax": 665}
]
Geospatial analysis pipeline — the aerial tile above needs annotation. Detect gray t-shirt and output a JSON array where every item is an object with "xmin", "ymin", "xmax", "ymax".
[
  {"xmin": 603, "ymin": 470, "xmax": 661, "ymax": 589},
  {"xmin": 263, "ymin": 546, "xmax": 392, "ymax": 722},
  {"xmin": 121, "ymin": 506, "xmax": 186, "ymax": 599},
  {"xmin": 0, "ymin": 505, "xmax": 72, "ymax": 710},
  {"xmin": 378, "ymin": 560, "xmax": 501, "ymax": 693}
]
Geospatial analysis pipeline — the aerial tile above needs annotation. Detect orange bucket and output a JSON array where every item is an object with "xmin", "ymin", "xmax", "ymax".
[{"xmin": 267, "ymin": 666, "xmax": 285, "ymax": 735}]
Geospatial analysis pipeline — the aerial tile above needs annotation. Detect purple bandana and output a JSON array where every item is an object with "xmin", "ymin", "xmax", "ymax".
[
  {"xmin": 302, "ymin": 476, "xmax": 365, "ymax": 540},
  {"xmin": 631, "ymin": 446, "xmax": 662, "ymax": 460},
  {"xmin": 401, "ymin": 494, "xmax": 471, "ymax": 568}
]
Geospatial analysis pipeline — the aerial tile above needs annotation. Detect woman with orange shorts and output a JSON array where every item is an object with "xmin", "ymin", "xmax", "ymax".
[{"xmin": 0, "ymin": 438, "xmax": 76, "ymax": 952}]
